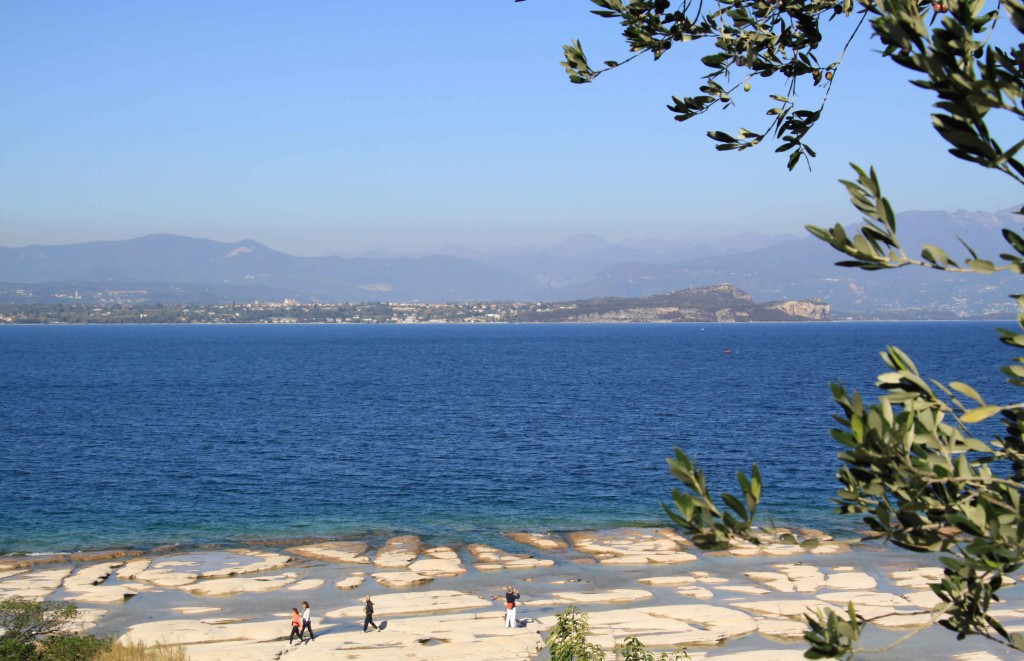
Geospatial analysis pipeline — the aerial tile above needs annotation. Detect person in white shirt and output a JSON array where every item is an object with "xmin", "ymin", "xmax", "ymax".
[{"xmin": 299, "ymin": 601, "xmax": 315, "ymax": 641}]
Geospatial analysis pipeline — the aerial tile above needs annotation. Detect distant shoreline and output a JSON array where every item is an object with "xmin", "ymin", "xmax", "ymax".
[{"xmin": 0, "ymin": 317, "xmax": 1014, "ymax": 326}]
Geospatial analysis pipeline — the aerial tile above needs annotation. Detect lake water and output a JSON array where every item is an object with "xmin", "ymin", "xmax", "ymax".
[{"xmin": 0, "ymin": 321, "xmax": 1016, "ymax": 554}]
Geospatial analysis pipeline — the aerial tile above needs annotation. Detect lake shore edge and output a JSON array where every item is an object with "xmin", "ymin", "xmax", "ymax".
[{"xmin": 1, "ymin": 526, "xmax": 1020, "ymax": 660}]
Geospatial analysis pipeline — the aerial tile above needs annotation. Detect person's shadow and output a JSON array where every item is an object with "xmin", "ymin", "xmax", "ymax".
[{"xmin": 379, "ymin": 621, "xmax": 388, "ymax": 631}]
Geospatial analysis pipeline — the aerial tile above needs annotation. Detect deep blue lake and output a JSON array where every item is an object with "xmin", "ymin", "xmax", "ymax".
[{"xmin": 0, "ymin": 321, "xmax": 1016, "ymax": 553}]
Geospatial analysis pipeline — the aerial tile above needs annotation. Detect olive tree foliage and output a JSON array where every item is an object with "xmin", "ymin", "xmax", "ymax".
[
  {"xmin": 547, "ymin": 605, "xmax": 606, "ymax": 661},
  {"xmin": 561, "ymin": 0, "xmax": 1024, "ymax": 177},
  {"xmin": 614, "ymin": 635, "xmax": 692, "ymax": 660},
  {"xmin": 0, "ymin": 598, "xmax": 78, "ymax": 642},
  {"xmin": 547, "ymin": 606, "xmax": 693, "ymax": 660},
  {"xmin": 557, "ymin": 0, "xmax": 1024, "ymax": 657}
]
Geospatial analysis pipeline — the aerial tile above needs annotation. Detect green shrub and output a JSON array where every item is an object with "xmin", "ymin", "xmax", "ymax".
[
  {"xmin": 0, "ymin": 632, "xmax": 38, "ymax": 661},
  {"xmin": 38, "ymin": 635, "xmax": 112, "ymax": 661}
]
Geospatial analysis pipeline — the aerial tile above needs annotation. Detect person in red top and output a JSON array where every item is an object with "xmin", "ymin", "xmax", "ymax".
[{"xmin": 289, "ymin": 607, "xmax": 301, "ymax": 644}]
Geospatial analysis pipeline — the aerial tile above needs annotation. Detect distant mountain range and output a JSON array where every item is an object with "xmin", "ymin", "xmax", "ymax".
[{"xmin": 1, "ymin": 207, "xmax": 1020, "ymax": 318}]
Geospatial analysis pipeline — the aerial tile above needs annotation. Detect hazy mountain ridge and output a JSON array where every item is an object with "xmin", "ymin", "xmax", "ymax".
[
  {"xmin": 0, "ymin": 207, "xmax": 1019, "ymax": 317},
  {"xmin": 562, "ymin": 207, "xmax": 1021, "ymax": 317}
]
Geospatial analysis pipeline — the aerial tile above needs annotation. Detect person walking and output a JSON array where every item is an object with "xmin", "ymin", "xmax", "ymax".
[
  {"xmin": 363, "ymin": 594, "xmax": 379, "ymax": 632},
  {"xmin": 505, "ymin": 585, "xmax": 520, "ymax": 628},
  {"xmin": 299, "ymin": 601, "xmax": 315, "ymax": 642},
  {"xmin": 288, "ymin": 607, "xmax": 302, "ymax": 644}
]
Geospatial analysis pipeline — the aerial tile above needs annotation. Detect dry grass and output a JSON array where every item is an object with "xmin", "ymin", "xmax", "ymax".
[{"xmin": 93, "ymin": 640, "xmax": 189, "ymax": 661}]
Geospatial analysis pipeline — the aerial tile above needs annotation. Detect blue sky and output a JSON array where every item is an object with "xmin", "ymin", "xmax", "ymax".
[{"xmin": 1, "ymin": 1, "xmax": 1019, "ymax": 256}]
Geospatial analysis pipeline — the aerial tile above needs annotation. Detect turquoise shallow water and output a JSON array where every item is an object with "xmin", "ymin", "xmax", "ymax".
[{"xmin": 0, "ymin": 321, "xmax": 1016, "ymax": 553}]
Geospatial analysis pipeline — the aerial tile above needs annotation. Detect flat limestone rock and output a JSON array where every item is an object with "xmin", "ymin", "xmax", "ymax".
[
  {"xmin": 601, "ymin": 552, "xmax": 696, "ymax": 565},
  {"xmin": 133, "ymin": 550, "xmax": 291, "ymax": 589},
  {"xmin": 734, "ymin": 598, "xmax": 899, "ymax": 625},
  {"xmin": 64, "ymin": 584, "xmax": 144, "ymax": 604},
  {"xmin": 185, "ymin": 572, "xmax": 299, "ymax": 596},
  {"xmin": 904, "ymin": 590, "xmax": 942, "ymax": 609},
  {"xmin": 199, "ymin": 549, "xmax": 291, "ymax": 577},
  {"xmin": 371, "ymin": 571, "xmax": 434, "ymax": 588},
  {"xmin": 745, "ymin": 564, "xmax": 873, "ymax": 594},
  {"xmin": 731, "ymin": 598, "xmax": 832, "ymax": 618},
  {"xmin": 676, "ymin": 586, "xmax": 714, "ymax": 599},
  {"xmin": 287, "ymin": 579, "xmax": 325, "ymax": 591},
  {"xmin": 173, "ymin": 607, "xmax": 223, "ymax": 615},
  {"xmin": 716, "ymin": 585, "xmax": 770, "ymax": 595},
  {"xmin": 374, "ymin": 536, "xmax": 423, "ymax": 569},
  {"xmin": 981, "ymin": 607, "xmax": 1024, "ymax": 621},
  {"xmin": 325, "ymin": 589, "xmax": 492, "ymax": 618},
  {"xmin": 506, "ymin": 532, "xmax": 569, "ymax": 550},
  {"xmin": 548, "ymin": 588, "xmax": 652, "ymax": 604},
  {"xmin": 287, "ymin": 541, "xmax": 370, "ymax": 564},
  {"xmin": 177, "ymin": 640, "xmax": 292, "ymax": 661},
  {"xmin": 134, "ymin": 558, "xmax": 202, "ymax": 588},
  {"xmin": 505, "ymin": 557, "xmax": 554, "ymax": 569},
  {"xmin": 237, "ymin": 610, "xmax": 546, "ymax": 661},
  {"xmin": 891, "ymin": 566, "xmax": 945, "ymax": 589},
  {"xmin": 64, "ymin": 562, "xmax": 122, "ymax": 590},
  {"xmin": 467, "ymin": 544, "xmax": 528, "ymax": 563},
  {"xmin": 408, "ymin": 558, "xmax": 466, "ymax": 577},
  {"xmin": 694, "ymin": 575, "xmax": 731, "ymax": 585},
  {"xmin": 423, "ymin": 546, "xmax": 461, "ymax": 562},
  {"xmin": 538, "ymin": 604, "xmax": 757, "ymax": 648},
  {"xmin": 61, "ymin": 561, "xmax": 149, "ymax": 603},
  {"xmin": 0, "ymin": 567, "xmax": 72, "ymax": 600},
  {"xmin": 638, "ymin": 576, "xmax": 697, "ymax": 587},
  {"xmin": 116, "ymin": 559, "xmax": 151, "ymax": 580},
  {"xmin": 705, "ymin": 651, "xmax": 808, "ymax": 660},
  {"xmin": 568, "ymin": 529, "xmax": 697, "ymax": 565},
  {"xmin": 69, "ymin": 607, "xmax": 108, "ymax": 633},
  {"xmin": 756, "ymin": 616, "xmax": 808, "ymax": 641},
  {"xmin": 337, "ymin": 573, "xmax": 366, "ymax": 590},
  {"xmin": 744, "ymin": 571, "xmax": 801, "ymax": 593},
  {"xmin": 119, "ymin": 616, "xmax": 289, "ymax": 646},
  {"xmin": 873, "ymin": 611, "xmax": 937, "ymax": 628},
  {"xmin": 822, "ymin": 571, "xmax": 876, "ymax": 591},
  {"xmin": 140, "ymin": 574, "xmax": 196, "ymax": 588},
  {"xmin": 816, "ymin": 590, "xmax": 911, "ymax": 607},
  {"xmin": 727, "ymin": 537, "xmax": 848, "ymax": 557},
  {"xmin": 467, "ymin": 544, "xmax": 553, "ymax": 571}
]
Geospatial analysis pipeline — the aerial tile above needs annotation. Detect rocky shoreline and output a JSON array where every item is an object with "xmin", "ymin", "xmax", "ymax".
[{"xmin": 1, "ymin": 527, "xmax": 1021, "ymax": 660}]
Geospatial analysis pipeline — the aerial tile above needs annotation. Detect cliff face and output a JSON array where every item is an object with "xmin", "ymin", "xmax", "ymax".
[{"xmin": 766, "ymin": 300, "xmax": 831, "ymax": 320}]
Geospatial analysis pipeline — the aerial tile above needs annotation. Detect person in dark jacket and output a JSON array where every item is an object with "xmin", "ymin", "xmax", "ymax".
[
  {"xmin": 363, "ymin": 594, "xmax": 379, "ymax": 632},
  {"xmin": 505, "ymin": 586, "xmax": 520, "ymax": 628}
]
